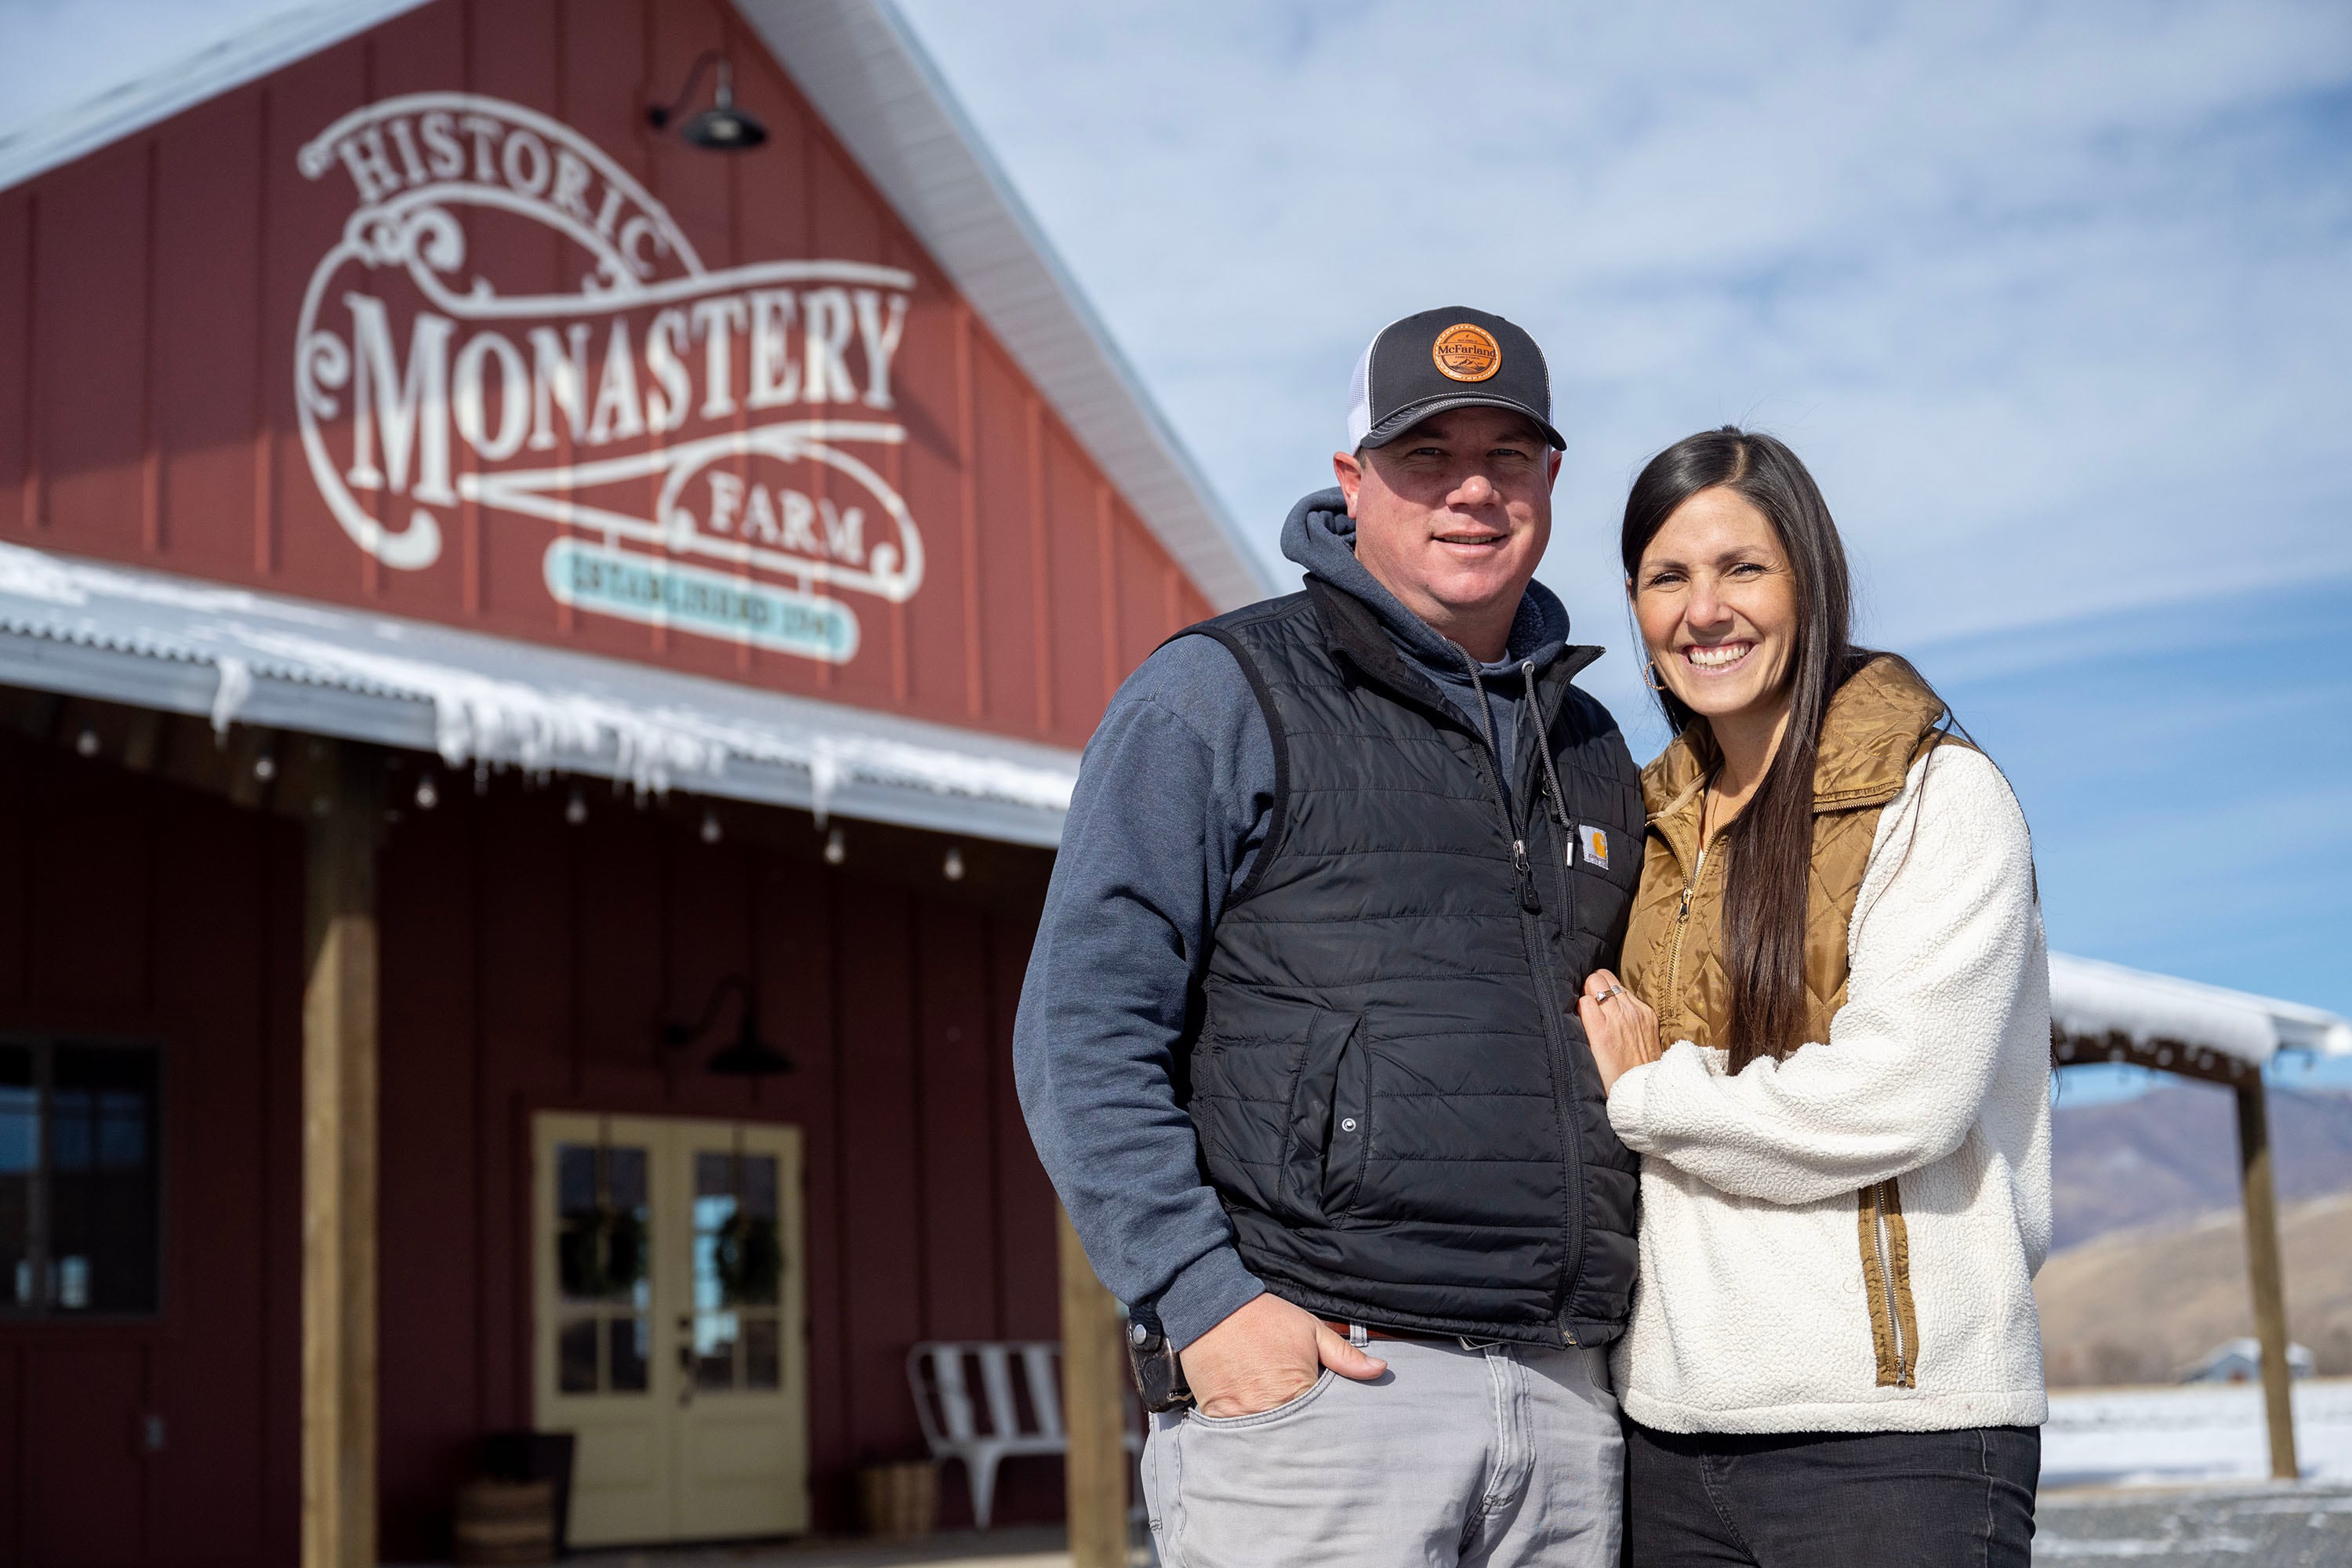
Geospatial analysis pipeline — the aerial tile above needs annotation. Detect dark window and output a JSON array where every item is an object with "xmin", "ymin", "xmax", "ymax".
[{"xmin": 0, "ymin": 1040, "xmax": 162, "ymax": 1316}]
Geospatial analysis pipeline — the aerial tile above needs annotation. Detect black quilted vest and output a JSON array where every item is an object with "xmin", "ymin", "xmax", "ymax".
[{"xmin": 1178, "ymin": 581, "xmax": 1645, "ymax": 1346}]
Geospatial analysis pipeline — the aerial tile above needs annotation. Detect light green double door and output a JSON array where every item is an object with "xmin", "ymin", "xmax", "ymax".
[{"xmin": 531, "ymin": 1112, "xmax": 808, "ymax": 1546}]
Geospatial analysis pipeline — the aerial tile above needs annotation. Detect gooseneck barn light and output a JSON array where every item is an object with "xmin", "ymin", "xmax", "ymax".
[
  {"xmin": 662, "ymin": 974, "xmax": 795, "ymax": 1079},
  {"xmin": 646, "ymin": 52, "xmax": 768, "ymax": 151}
]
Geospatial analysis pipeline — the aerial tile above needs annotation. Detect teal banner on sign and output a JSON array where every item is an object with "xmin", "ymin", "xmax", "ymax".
[{"xmin": 544, "ymin": 539, "xmax": 861, "ymax": 663}]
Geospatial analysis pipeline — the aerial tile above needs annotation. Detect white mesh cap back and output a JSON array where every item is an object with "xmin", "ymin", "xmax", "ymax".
[{"xmin": 1345, "ymin": 318, "xmax": 1407, "ymax": 452}]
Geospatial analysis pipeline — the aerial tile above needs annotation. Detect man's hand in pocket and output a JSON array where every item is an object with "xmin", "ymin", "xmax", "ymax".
[{"xmin": 1178, "ymin": 1293, "xmax": 1386, "ymax": 1418}]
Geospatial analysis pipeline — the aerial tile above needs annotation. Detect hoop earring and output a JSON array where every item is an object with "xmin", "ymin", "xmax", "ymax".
[{"xmin": 1642, "ymin": 661, "xmax": 1669, "ymax": 694}]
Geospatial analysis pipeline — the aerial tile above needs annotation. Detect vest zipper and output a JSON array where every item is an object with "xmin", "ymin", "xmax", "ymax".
[
  {"xmin": 1457, "ymin": 651, "xmax": 1584, "ymax": 1345},
  {"xmin": 1661, "ymin": 844, "xmax": 1708, "ymax": 1030}
]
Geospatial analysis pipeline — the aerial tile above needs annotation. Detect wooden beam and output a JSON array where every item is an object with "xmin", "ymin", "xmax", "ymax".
[
  {"xmin": 1057, "ymin": 1205, "xmax": 1129, "ymax": 1568},
  {"xmin": 2233, "ymin": 1079, "xmax": 2299, "ymax": 1481},
  {"xmin": 2053, "ymin": 1026, "xmax": 2257, "ymax": 1089},
  {"xmin": 303, "ymin": 742, "xmax": 383, "ymax": 1568}
]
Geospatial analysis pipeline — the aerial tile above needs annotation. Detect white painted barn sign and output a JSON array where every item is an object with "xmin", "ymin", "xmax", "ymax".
[{"xmin": 294, "ymin": 93, "xmax": 924, "ymax": 662}]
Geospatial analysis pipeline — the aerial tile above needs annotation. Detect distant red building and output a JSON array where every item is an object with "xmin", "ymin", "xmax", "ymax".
[{"xmin": 0, "ymin": 2, "xmax": 1266, "ymax": 1561}]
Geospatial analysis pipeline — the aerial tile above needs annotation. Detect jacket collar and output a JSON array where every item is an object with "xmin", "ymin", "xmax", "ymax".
[
  {"xmin": 1642, "ymin": 655, "xmax": 1949, "ymax": 848},
  {"xmin": 1308, "ymin": 578, "xmax": 1604, "ymax": 736}
]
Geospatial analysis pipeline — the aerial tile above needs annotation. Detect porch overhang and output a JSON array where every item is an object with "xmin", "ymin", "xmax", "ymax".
[
  {"xmin": 2049, "ymin": 951, "xmax": 2352, "ymax": 1083},
  {"xmin": 0, "ymin": 540, "xmax": 1079, "ymax": 848}
]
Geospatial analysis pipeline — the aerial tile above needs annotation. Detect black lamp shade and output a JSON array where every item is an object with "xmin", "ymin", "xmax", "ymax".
[
  {"xmin": 663, "ymin": 975, "xmax": 794, "ymax": 1077},
  {"xmin": 705, "ymin": 1034, "xmax": 794, "ymax": 1077},
  {"xmin": 648, "ymin": 53, "xmax": 768, "ymax": 154},
  {"xmin": 681, "ymin": 104, "xmax": 767, "ymax": 151}
]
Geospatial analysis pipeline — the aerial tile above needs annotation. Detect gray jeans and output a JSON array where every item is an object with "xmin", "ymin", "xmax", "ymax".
[{"xmin": 1142, "ymin": 1326, "xmax": 1623, "ymax": 1568}]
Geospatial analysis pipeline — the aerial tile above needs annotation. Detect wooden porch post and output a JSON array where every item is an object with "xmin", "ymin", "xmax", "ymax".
[
  {"xmin": 1058, "ymin": 1205, "xmax": 1130, "ymax": 1568},
  {"xmin": 2233, "ymin": 1078, "xmax": 2299, "ymax": 1481},
  {"xmin": 303, "ymin": 742, "xmax": 383, "ymax": 1568}
]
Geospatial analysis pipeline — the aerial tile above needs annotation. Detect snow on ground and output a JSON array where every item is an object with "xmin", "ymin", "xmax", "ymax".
[{"xmin": 2045, "ymin": 1379, "xmax": 2352, "ymax": 1490}]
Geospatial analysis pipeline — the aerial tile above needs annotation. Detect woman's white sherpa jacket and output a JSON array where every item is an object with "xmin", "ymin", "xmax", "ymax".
[{"xmin": 1606, "ymin": 746, "xmax": 2053, "ymax": 1435}]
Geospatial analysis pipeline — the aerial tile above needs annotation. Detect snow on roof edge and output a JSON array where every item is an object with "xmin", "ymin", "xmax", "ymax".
[
  {"xmin": 0, "ymin": 540, "xmax": 1077, "ymax": 846},
  {"xmin": 2049, "ymin": 951, "xmax": 2352, "ymax": 1065},
  {"xmin": 0, "ymin": 0, "xmax": 430, "ymax": 193}
]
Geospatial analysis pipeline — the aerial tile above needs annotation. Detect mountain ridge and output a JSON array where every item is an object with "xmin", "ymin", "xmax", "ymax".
[{"xmin": 2050, "ymin": 1083, "xmax": 2352, "ymax": 1250}]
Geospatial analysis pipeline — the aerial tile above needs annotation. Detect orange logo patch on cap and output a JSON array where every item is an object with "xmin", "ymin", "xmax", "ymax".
[{"xmin": 1432, "ymin": 323, "xmax": 1502, "ymax": 382}]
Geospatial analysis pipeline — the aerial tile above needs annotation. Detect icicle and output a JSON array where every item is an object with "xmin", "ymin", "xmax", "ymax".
[{"xmin": 209, "ymin": 656, "xmax": 254, "ymax": 736}]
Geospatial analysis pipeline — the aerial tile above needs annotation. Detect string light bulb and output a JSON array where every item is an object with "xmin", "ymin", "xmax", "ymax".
[
  {"xmin": 414, "ymin": 771, "xmax": 439, "ymax": 811},
  {"xmin": 74, "ymin": 728, "xmax": 100, "ymax": 757},
  {"xmin": 700, "ymin": 808, "xmax": 723, "ymax": 844},
  {"xmin": 822, "ymin": 826, "xmax": 846, "ymax": 866},
  {"xmin": 942, "ymin": 846, "xmax": 965, "ymax": 881},
  {"xmin": 565, "ymin": 786, "xmax": 588, "ymax": 826}
]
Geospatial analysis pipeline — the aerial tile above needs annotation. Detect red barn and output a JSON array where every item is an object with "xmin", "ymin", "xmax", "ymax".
[{"xmin": 0, "ymin": 2, "xmax": 1267, "ymax": 1561}]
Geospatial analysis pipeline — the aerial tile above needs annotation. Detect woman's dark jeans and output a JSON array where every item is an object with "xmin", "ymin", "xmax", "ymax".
[{"xmin": 1624, "ymin": 1419, "xmax": 2038, "ymax": 1567}]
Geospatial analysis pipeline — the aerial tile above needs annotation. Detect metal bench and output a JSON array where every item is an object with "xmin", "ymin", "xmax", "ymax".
[{"xmin": 906, "ymin": 1340, "xmax": 1142, "ymax": 1530}]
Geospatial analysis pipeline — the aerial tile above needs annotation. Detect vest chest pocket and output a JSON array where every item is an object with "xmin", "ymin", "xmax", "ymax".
[{"xmin": 1559, "ymin": 802, "xmax": 1643, "ymax": 951}]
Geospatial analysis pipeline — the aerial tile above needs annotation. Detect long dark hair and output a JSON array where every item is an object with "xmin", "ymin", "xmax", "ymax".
[{"xmin": 1621, "ymin": 428, "xmax": 1883, "ymax": 1069}]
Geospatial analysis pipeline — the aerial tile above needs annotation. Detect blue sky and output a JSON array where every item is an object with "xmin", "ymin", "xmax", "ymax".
[{"xmin": 2, "ymin": 1, "xmax": 2348, "ymax": 1081}]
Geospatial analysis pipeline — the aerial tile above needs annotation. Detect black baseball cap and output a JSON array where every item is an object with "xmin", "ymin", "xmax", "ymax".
[{"xmin": 1345, "ymin": 306, "xmax": 1564, "ymax": 452}]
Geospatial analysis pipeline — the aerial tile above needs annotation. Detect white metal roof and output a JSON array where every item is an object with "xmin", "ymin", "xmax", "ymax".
[
  {"xmin": 2049, "ymin": 952, "xmax": 2352, "ymax": 1069},
  {"xmin": 0, "ymin": 1, "xmax": 431, "ymax": 189},
  {"xmin": 0, "ymin": 541, "xmax": 1078, "ymax": 847},
  {"xmin": 0, "ymin": 0, "xmax": 1274, "ymax": 615}
]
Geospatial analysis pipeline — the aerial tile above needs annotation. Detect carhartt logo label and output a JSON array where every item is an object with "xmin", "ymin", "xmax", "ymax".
[
  {"xmin": 1578, "ymin": 825, "xmax": 1609, "ymax": 869},
  {"xmin": 293, "ymin": 93, "xmax": 924, "ymax": 663},
  {"xmin": 1432, "ymin": 323, "xmax": 1501, "ymax": 382}
]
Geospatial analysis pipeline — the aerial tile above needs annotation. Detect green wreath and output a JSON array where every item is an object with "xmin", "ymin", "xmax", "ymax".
[
  {"xmin": 557, "ymin": 1207, "xmax": 649, "ymax": 1300},
  {"xmin": 713, "ymin": 1213, "xmax": 782, "ymax": 1305}
]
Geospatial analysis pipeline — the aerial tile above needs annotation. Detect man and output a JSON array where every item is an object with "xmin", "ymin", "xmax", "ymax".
[{"xmin": 1014, "ymin": 308, "xmax": 1644, "ymax": 1566}]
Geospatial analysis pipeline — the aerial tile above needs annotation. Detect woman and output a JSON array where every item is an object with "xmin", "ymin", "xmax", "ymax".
[{"xmin": 1577, "ymin": 428, "xmax": 2051, "ymax": 1566}]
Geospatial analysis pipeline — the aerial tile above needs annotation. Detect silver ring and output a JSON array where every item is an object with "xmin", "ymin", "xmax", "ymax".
[{"xmin": 1595, "ymin": 985, "xmax": 1623, "ymax": 1003}]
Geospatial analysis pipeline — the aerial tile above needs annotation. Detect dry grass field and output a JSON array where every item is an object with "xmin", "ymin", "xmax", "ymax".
[{"xmin": 2037, "ymin": 1192, "xmax": 2352, "ymax": 1386}]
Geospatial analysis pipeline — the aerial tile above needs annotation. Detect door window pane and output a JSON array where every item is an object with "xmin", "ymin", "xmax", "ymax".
[
  {"xmin": 686, "ymin": 1145, "xmax": 786, "ymax": 1396},
  {"xmin": 0, "ymin": 1040, "xmax": 162, "ymax": 1317},
  {"xmin": 695, "ymin": 1151, "xmax": 782, "ymax": 1314},
  {"xmin": 740, "ymin": 1154, "xmax": 777, "ymax": 1220},
  {"xmin": 557, "ymin": 1143, "xmax": 598, "ymax": 1220},
  {"xmin": 557, "ymin": 1318, "xmax": 599, "ymax": 1394},
  {"xmin": 744, "ymin": 1317, "xmax": 781, "ymax": 1390},
  {"xmin": 49, "ymin": 1046, "xmax": 160, "ymax": 1314},
  {"xmin": 556, "ymin": 1141, "xmax": 650, "ymax": 1308},
  {"xmin": 695, "ymin": 1312, "xmax": 740, "ymax": 1391},
  {"xmin": 606, "ymin": 1146, "xmax": 650, "ymax": 1310},
  {"xmin": 553, "ymin": 1136, "xmax": 653, "ymax": 1396},
  {"xmin": 608, "ymin": 1316, "xmax": 650, "ymax": 1392}
]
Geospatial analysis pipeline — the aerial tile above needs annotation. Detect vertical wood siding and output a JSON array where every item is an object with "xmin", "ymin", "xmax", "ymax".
[{"xmin": 0, "ymin": 731, "xmax": 1064, "ymax": 1562}]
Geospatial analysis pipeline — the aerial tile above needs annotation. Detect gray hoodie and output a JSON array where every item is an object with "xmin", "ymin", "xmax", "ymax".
[{"xmin": 1011, "ymin": 488, "xmax": 1579, "ymax": 1346}]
